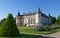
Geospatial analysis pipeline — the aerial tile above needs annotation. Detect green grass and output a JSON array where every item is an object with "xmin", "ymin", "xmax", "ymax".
[
  {"xmin": 17, "ymin": 27, "xmax": 41, "ymax": 38},
  {"xmin": 0, "ymin": 34, "xmax": 39, "ymax": 38},
  {"xmin": 18, "ymin": 27, "xmax": 60, "ymax": 35},
  {"xmin": 0, "ymin": 26, "xmax": 60, "ymax": 38}
]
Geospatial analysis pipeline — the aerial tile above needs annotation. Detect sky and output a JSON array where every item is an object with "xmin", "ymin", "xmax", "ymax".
[{"xmin": 0, "ymin": 0, "xmax": 60, "ymax": 20}]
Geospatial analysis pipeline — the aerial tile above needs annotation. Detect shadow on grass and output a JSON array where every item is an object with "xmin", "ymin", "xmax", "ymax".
[
  {"xmin": 17, "ymin": 34, "xmax": 40, "ymax": 38},
  {"xmin": 38, "ymin": 36, "xmax": 56, "ymax": 38},
  {"xmin": 16, "ymin": 34, "xmax": 56, "ymax": 38},
  {"xmin": 0, "ymin": 34, "xmax": 56, "ymax": 38}
]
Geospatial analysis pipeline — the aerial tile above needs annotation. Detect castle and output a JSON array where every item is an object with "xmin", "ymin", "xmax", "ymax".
[{"xmin": 16, "ymin": 8, "xmax": 51, "ymax": 27}]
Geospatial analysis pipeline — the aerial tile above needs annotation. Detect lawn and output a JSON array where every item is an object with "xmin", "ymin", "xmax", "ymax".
[
  {"xmin": 0, "ymin": 26, "xmax": 60, "ymax": 38},
  {"xmin": 0, "ymin": 27, "xmax": 60, "ymax": 38},
  {"xmin": 18, "ymin": 27, "xmax": 60, "ymax": 35},
  {"xmin": 17, "ymin": 26, "xmax": 60, "ymax": 38}
]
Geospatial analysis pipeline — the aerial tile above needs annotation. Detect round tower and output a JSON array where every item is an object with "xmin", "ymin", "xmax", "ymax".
[{"xmin": 35, "ymin": 8, "xmax": 42, "ymax": 27}]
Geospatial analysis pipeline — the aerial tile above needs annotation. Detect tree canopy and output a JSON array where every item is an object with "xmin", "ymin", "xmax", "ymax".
[
  {"xmin": 0, "ymin": 13, "xmax": 19, "ymax": 37},
  {"xmin": 57, "ymin": 16, "xmax": 60, "ymax": 24}
]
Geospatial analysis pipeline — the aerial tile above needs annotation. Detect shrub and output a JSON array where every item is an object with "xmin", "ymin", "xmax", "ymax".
[
  {"xmin": 36, "ymin": 25, "xmax": 60, "ymax": 31},
  {"xmin": 42, "ymin": 26, "xmax": 51, "ymax": 31},
  {"xmin": 0, "ymin": 13, "xmax": 19, "ymax": 37},
  {"xmin": 50, "ymin": 25, "xmax": 57, "ymax": 30},
  {"xmin": 35, "ymin": 25, "xmax": 51, "ymax": 31},
  {"xmin": 35, "ymin": 26, "xmax": 43, "ymax": 31}
]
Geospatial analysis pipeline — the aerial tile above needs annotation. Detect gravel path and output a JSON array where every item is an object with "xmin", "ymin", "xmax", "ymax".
[{"xmin": 39, "ymin": 31, "xmax": 60, "ymax": 38}]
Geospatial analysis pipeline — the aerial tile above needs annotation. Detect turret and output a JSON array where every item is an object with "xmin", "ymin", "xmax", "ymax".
[
  {"xmin": 37, "ymin": 7, "xmax": 41, "ymax": 13},
  {"xmin": 18, "ymin": 11, "xmax": 20, "ymax": 16},
  {"xmin": 36, "ymin": 7, "xmax": 42, "ymax": 27}
]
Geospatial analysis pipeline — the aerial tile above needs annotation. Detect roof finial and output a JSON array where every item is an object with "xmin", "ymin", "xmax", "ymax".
[{"xmin": 37, "ymin": 7, "xmax": 41, "ymax": 13}]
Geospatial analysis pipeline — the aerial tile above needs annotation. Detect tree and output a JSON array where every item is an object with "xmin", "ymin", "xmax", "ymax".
[
  {"xmin": 49, "ymin": 14, "xmax": 56, "ymax": 24},
  {"xmin": 57, "ymin": 16, "xmax": 60, "ymax": 24},
  {"xmin": 14, "ymin": 17, "xmax": 16, "ymax": 22},
  {"xmin": 0, "ymin": 13, "xmax": 19, "ymax": 37},
  {"xmin": 0, "ymin": 18, "xmax": 6, "ymax": 26},
  {"xmin": 52, "ymin": 17, "xmax": 56, "ymax": 24}
]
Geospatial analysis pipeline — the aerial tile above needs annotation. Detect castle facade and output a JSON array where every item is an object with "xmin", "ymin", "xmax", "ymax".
[{"xmin": 16, "ymin": 8, "xmax": 51, "ymax": 27}]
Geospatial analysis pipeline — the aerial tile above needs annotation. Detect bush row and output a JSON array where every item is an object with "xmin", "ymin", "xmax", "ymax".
[{"xmin": 36, "ymin": 25, "xmax": 60, "ymax": 31}]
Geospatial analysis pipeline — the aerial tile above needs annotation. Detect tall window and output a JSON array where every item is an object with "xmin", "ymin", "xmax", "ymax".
[
  {"xmin": 28, "ymin": 19, "xmax": 30, "ymax": 24},
  {"xmin": 34, "ymin": 19, "xmax": 35, "ymax": 24},
  {"xmin": 31, "ymin": 19, "xmax": 32, "ymax": 24},
  {"xmin": 30, "ymin": 19, "xmax": 35, "ymax": 24}
]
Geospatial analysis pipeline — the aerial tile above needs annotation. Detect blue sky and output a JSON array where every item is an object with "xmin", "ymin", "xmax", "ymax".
[{"xmin": 0, "ymin": 0, "xmax": 60, "ymax": 20}]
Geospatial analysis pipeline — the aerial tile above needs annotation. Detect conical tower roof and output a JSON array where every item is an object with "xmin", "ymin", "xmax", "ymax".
[
  {"xmin": 18, "ymin": 11, "xmax": 20, "ymax": 16},
  {"xmin": 37, "ymin": 7, "xmax": 42, "ymax": 13}
]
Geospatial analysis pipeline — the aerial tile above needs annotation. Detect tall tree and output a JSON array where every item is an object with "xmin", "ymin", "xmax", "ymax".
[
  {"xmin": 52, "ymin": 17, "xmax": 56, "ymax": 24},
  {"xmin": 0, "ymin": 18, "xmax": 6, "ymax": 25},
  {"xmin": 57, "ymin": 16, "xmax": 60, "ymax": 24},
  {"xmin": 49, "ymin": 14, "xmax": 56, "ymax": 24},
  {"xmin": 0, "ymin": 13, "xmax": 19, "ymax": 37}
]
